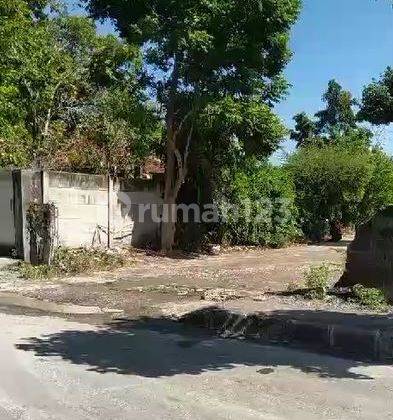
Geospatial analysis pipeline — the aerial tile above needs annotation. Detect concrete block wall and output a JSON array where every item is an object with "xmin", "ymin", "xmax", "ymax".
[
  {"xmin": 44, "ymin": 172, "xmax": 109, "ymax": 248},
  {"xmin": 0, "ymin": 169, "xmax": 163, "ymax": 259},
  {"xmin": 112, "ymin": 178, "xmax": 163, "ymax": 248},
  {"xmin": 44, "ymin": 171, "xmax": 163, "ymax": 249},
  {"xmin": 20, "ymin": 170, "xmax": 44, "ymax": 261}
]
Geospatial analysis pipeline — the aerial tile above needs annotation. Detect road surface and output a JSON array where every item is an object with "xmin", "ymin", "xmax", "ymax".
[{"xmin": 0, "ymin": 309, "xmax": 393, "ymax": 419}]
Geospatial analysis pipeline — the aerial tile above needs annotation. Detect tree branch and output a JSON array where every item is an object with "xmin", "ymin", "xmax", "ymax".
[
  {"xmin": 174, "ymin": 124, "xmax": 194, "ymax": 196},
  {"xmin": 173, "ymin": 110, "xmax": 193, "ymax": 144},
  {"xmin": 174, "ymin": 148, "xmax": 183, "ymax": 183},
  {"xmin": 43, "ymin": 107, "xmax": 52, "ymax": 138},
  {"xmin": 183, "ymin": 124, "xmax": 193, "ymax": 179}
]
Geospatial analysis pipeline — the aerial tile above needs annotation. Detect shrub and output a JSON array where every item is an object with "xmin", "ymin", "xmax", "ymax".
[
  {"xmin": 215, "ymin": 160, "xmax": 299, "ymax": 247},
  {"xmin": 19, "ymin": 247, "xmax": 128, "ymax": 279},
  {"xmin": 19, "ymin": 263, "xmax": 55, "ymax": 280},
  {"xmin": 286, "ymin": 143, "xmax": 393, "ymax": 240},
  {"xmin": 352, "ymin": 284, "xmax": 388, "ymax": 310},
  {"xmin": 304, "ymin": 264, "xmax": 330, "ymax": 299},
  {"xmin": 0, "ymin": 124, "xmax": 32, "ymax": 167}
]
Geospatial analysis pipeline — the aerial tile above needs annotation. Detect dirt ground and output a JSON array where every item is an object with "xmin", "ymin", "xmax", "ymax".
[{"xmin": 0, "ymin": 240, "xmax": 350, "ymax": 318}]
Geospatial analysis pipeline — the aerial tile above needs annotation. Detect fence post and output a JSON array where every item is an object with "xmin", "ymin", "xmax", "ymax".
[
  {"xmin": 42, "ymin": 170, "xmax": 49, "ymax": 204},
  {"xmin": 107, "ymin": 175, "xmax": 113, "ymax": 249}
]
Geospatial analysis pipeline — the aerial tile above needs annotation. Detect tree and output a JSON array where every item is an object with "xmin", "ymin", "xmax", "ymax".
[
  {"xmin": 357, "ymin": 148, "xmax": 393, "ymax": 224},
  {"xmin": 290, "ymin": 80, "xmax": 372, "ymax": 150},
  {"xmin": 0, "ymin": 1, "xmax": 160, "ymax": 171},
  {"xmin": 85, "ymin": 0, "xmax": 301, "ymax": 251},
  {"xmin": 315, "ymin": 79, "xmax": 358, "ymax": 137},
  {"xmin": 286, "ymin": 143, "xmax": 393, "ymax": 241},
  {"xmin": 0, "ymin": 1, "xmax": 36, "ymax": 166},
  {"xmin": 0, "ymin": 3, "xmax": 88, "ymax": 163},
  {"xmin": 290, "ymin": 112, "xmax": 319, "ymax": 148},
  {"xmin": 359, "ymin": 67, "xmax": 393, "ymax": 125}
]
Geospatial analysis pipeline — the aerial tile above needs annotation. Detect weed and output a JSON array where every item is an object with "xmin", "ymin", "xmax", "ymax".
[
  {"xmin": 19, "ymin": 247, "xmax": 128, "ymax": 279},
  {"xmin": 19, "ymin": 263, "xmax": 55, "ymax": 280},
  {"xmin": 304, "ymin": 264, "xmax": 330, "ymax": 300},
  {"xmin": 352, "ymin": 284, "xmax": 388, "ymax": 310}
]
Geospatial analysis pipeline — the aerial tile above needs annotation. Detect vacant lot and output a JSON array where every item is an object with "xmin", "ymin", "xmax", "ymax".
[{"xmin": 0, "ymin": 241, "xmax": 349, "ymax": 318}]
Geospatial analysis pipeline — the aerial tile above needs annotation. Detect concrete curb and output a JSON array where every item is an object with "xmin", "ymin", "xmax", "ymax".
[{"xmin": 180, "ymin": 307, "xmax": 393, "ymax": 362}]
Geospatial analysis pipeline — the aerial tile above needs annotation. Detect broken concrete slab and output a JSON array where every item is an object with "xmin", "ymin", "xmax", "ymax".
[{"xmin": 338, "ymin": 206, "xmax": 393, "ymax": 300}]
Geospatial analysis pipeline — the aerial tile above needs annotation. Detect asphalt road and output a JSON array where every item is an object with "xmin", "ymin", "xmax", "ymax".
[{"xmin": 0, "ymin": 310, "xmax": 393, "ymax": 419}]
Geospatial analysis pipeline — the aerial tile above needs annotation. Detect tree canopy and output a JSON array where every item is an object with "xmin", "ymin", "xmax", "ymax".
[
  {"xmin": 0, "ymin": 0, "xmax": 161, "ymax": 173},
  {"xmin": 85, "ymin": 0, "xmax": 300, "ymax": 97},
  {"xmin": 359, "ymin": 67, "xmax": 393, "ymax": 125},
  {"xmin": 290, "ymin": 112, "xmax": 319, "ymax": 148},
  {"xmin": 290, "ymin": 80, "xmax": 372, "ymax": 148},
  {"xmin": 84, "ymin": 0, "xmax": 302, "ymax": 250},
  {"xmin": 315, "ymin": 79, "xmax": 358, "ymax": 137},
  {"xmin": 286, "ymin": 143, "xmax": 393, "ymax": 241}
]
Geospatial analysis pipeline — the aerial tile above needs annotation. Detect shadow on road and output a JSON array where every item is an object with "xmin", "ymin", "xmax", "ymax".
[{"xmin": 15, "ymin": 313, "xmax": 376, "ymax": 380}]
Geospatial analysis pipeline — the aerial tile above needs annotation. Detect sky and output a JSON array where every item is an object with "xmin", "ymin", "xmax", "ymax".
[
  {"xmin": 67, "ymin": 0, "xmax": 393, "ymax": 159},
  {"xmin": 274, "ymin": 0, "xmax": 393, "ymax": 160}
]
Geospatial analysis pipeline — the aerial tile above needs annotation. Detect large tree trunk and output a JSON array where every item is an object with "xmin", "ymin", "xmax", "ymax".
[
  {"xmin": 161, "ymin": 55, "xmax": 179, "ymax": 253},
  {"xmin": 161, "ymin": 118, "xmax": 177, "ymax": 252},
  {"xmin": 161, "ymin": 194, "xmax": 176, "ymax": 252},
  {"xmin": 161, "ymin": 119, "xmax": 194, "ymax": 252},
  {"xmin": 160, "ymin": 55, "xmax": 194, "ymax": 253},
  {"xmin": 329, "ymin": 220, "xmax": 343, "ymax": 242}
]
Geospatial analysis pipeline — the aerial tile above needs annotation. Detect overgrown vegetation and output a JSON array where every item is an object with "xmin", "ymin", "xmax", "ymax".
[
  {"xmin": 352, "ymin": 284, "xmax": 388, "ymax": 310},
  {"xmin": 19, "ymin": 247, "xmax": 128, "ymax": 279},
  {"xmin": 2, "ymin": 1, "xmax": 393, "ymax": 254},
  {"xmin": 286, "ymin": 142, "xmax": 393, "ymax": 242},
  {"xmin": 286, "ymin": 76, "xmax": 393, "ymax": 243},
  {"xmin": 300, "ymin": 266, "xmax": 389, "ymax": 310},
  {"xmin": 0, "ymin": 1, "xmax": 161, "ymax": 174},
  {"xmin": 215, "ymin": 159, "xmax": 299, "ymax": 247},
  {"xmin": 85, "ymin": 0, "xmax": 302, "ymax": 251},
  {"xmin": 304, "ymin": 264, "xmax": 330, "ymax": 300}
]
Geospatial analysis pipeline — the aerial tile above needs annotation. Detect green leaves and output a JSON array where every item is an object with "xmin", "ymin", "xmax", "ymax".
[
  {"xmin": 198, "ymin": 96, "xmax": 287, "ymax": 160},
  {"xmin": 291, "ymin": 80, "xmax": 373, "ymax": 148},
  {"xmin": 85, "ymin": 0, "xmax": 301, "ymax": 249},
  {"xmin": 286, "ymin": 143, "xmax": 393, "ymax": 239},
  {"xmin": 1, "ymin": 3, "xmax": 80, "ymax": 152},
  {"xmin": 216, "ymin": 159, "xmax": 299, "ymax": 247},
  {"xmin": 315, "ymin": 80, "xmax": 358, "ymax": 136},
  {"xmin": 0, "ymin": 2, "xmax": 160, "ymax": 172},
  {"xmin": 73, "ymin": 86, "xmax": 161, "ymax": 174},
  {"xmin": 359, "ymin": 67, "xmax": 393, "ymax": 125},
  {"xmin": 86, "ymin": 0, "xmax": 301, "ymax": 96},
  {"xmin": 290, "ymin": 112, "xmax": 318, "ymax": 148}
]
